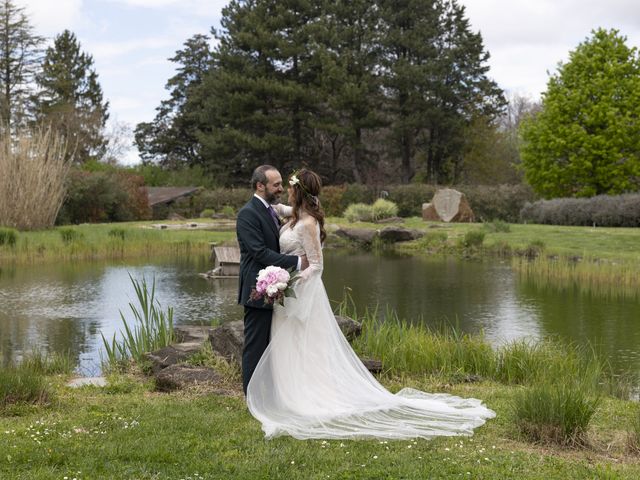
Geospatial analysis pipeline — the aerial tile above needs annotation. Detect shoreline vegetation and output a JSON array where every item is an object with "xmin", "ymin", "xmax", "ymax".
[
  {"xmin": 1, "ymin": 302, "xmax": 639, "ymax": 478},
  {"xmin": 2, "ymin": 217, "xmax": 638, "ymax": 298},
  {"xmin": 1, "ymin": 219, "xmax": 640, "ymax": 477}
]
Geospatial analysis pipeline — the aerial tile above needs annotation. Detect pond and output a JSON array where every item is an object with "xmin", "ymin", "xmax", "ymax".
[{"xmin": 0, "ymin": 251, "xmax": 638, "ymax": 375}]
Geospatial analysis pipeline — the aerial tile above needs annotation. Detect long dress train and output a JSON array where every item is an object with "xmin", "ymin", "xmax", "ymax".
[{"xmin": 246, "ymin": 213, "xmax": 495, "ymax": 440}]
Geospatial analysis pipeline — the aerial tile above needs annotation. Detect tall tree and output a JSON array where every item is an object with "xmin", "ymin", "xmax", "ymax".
[
  {"xmin": 314, "ymin": 0, "xmax": 384, "ymax": 183},
  {"xmin": 134, "ymin": 33, "xmax": 212, "ymax": 168},
  {"xmin": 36, "ymin": 29, "xmax": 109, "ymax": 163},
  {"xmin": 521, "ymin": 29, "xmax": 640, "ymax": 198},
  {"xmin": 380, "ymin": 0, "xmax": 504, "ymax": 183},
  {"xmin": 196, "ymin": 0, "xmax": 323, "ymax": 183},
  {"xmin": 0, "ymin": 0, "xmax": 43, "ymax": 128}
]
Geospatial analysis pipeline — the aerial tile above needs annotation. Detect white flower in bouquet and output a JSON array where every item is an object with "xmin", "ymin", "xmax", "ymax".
[{"xmin": 250, "ymin": 266, "xmax": 298, "ymax": 306}]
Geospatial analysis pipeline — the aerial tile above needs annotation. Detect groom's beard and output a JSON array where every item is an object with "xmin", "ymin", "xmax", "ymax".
[{"xmin": 264, "ymin": 191, "xmax": 280, "ymax": 204}]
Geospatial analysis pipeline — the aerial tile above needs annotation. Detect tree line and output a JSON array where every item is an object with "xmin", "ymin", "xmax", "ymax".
[
  {"xmin": 135, "ymin": 0, "xmax": 512, "ymax": 186},
  {"xmin": 0, "ymin": 0, "xmax": 108, "ymax": 164}
]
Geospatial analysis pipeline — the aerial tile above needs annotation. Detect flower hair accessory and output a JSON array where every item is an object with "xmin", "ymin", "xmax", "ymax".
[{"xmin": 289, "ymin": 174, "xmax": 300, "ymax": 187}]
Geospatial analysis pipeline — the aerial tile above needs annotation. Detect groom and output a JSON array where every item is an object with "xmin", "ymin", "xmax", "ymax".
[{"xmin": 236, "ymin": 165, "xmax": 307, "ymax": 394}]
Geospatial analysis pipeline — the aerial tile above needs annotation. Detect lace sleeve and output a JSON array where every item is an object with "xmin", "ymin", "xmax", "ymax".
[
  {"xmin": 273, "ymin": 203, "xmax": 293, "ymax": 218},
  {"xmin": 298, "ymin": 216, "xmax": 323, "ymax": 281}
]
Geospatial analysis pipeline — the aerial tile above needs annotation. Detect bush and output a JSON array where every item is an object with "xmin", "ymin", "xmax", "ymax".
[
  {"xmin": 57, "ymin": 170, "xmax": 151, "ymax": 224},
  {"xmin": 483, "ymin": 220, "xmax": 511, "ymax": 233},
  {"xmin": 344, "ymin": 203, "xmax": 374, "ymax": 222},
  {"xmin": 371, "ymin": 199, "xmax": 399, "ymax": 221},
  {"xmin": 520, "ymin": 193, "xmax": 640, "ymax": 227},
  {"xmin": 190, "ymin": 188, "xmax": 252, "ymax": 217},
  {"xmin": 320, "ymin": 185, "xmax": 348, "ymax": 217},
  {"xmin": 460, "ymin": 230, "xmax": 485, "ymax": 248},
  {"xmin": 0, "ymin": 227, "xmax": 18, "ymax": 247},
  {"xmin": 464, "ymin": 184, "xmax": 537, "ymax": 223},
  {"xmin": 108, "ymin": 227, "xmax": 126, "ymax": 241},
  {"xmin": 58, "ymin": 227, "xmax": 84, "ymax": 244},
  {"xmin": 200, "ymin": 208, "xmax": 215, "ymax": 218},
  {"xmin": 387, "ymin": 184, "xmax": 437, "ymax": 217}
]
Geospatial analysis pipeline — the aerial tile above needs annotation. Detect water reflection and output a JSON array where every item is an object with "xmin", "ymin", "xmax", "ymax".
[{"xmin": 0, "ymin": 251, "xmax": 638, "ymax": 374}]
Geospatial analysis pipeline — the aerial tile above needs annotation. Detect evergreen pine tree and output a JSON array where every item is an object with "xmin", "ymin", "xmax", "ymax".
[
  {"xmin": 0, "ymin": 0, "xmax": 43, "ymax": 129},
  {"xmin": 36, "ymin": 29, "xmax": 109, "ymax": 163}
]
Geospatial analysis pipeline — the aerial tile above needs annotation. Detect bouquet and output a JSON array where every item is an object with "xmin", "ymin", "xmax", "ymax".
[{"xmin": 250, "ymin": 266, "xmax": 298, "ymax": 306}]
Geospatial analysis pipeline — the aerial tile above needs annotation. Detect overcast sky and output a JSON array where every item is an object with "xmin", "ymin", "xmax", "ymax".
[{"xmin": 17, "ymin": 0, "xmax": 640, "ymax": 164}]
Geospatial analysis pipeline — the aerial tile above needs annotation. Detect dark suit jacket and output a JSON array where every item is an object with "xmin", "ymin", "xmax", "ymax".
[{"xmin": 236, "ymin": 196, "xmax": 298, "ymax": 309}]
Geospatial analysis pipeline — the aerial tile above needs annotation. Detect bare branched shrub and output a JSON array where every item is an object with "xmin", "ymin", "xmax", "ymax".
[{"xmin": 0, "ymin": 125, "xmax": 72, "ymax": 230}]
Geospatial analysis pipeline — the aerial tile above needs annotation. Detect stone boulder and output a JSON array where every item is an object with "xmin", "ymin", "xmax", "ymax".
[
  {"xmin": 209, "ymin": 321, "xmax": 245, "ymax": 363},
  {"xmin": 378, "ymin": 226, "xmax": 423, "ymax": 243},
  {"xmin": 154, "ymin": 364, "xmax": 223, "ymax": 392},
  {"xmin": 145, "ymin": 342, "xmax": 203, "ymax": 373},
  {"xmin": 174, "ymin": 325, "xmax": 211, "ymax": 343},
  {"xmin": 430, "ymin": 188, "xmax": 475, "ymax": 223},
  {"xmin": 361, "ymin": 358, "xmax": 383, "ymax": 374},
  {"xmin": 421, "ymin": 202, "xmax": 441, "ymax": 221},
  {"xmin": 335, "ymin": 228, "xmax": 378, "ymax": 244},
  {"xmin": 335, "ymin": 315, "xmax": 362, "ymax": 341}
]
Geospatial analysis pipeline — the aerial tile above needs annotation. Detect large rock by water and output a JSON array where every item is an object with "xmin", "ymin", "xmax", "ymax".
[
  {"xmin": 335, "ymin": 228, "xmax": 378, "ymax": 244},
  {"xmin": 378, "ymin": 226, "xmax": 423, "ymax": 243},
  {"xmin": 424, "ymin": 188, "xmax": 475, "ymax": 223}
]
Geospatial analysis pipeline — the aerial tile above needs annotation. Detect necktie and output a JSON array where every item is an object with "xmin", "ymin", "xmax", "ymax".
[{"xmin": 267, "ymin": 205, "xmax": 280, "ymax": 228}]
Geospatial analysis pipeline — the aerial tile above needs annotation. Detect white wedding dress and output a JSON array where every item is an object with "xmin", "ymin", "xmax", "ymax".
[{"xmin": 246, "ymin": 212, "xmax": 495, "ymax": 440}]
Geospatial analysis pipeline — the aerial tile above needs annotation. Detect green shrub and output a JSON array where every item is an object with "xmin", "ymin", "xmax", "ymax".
[
  {"xmin": 460, "ymin": 229, "xmax": 485, "ymax": 248},
  {"xmin": 520, "ymin": 193, "xmax": 640, "ymax": 227},
  {"xmin": 483, "ymin": 220, "xmax": 511, "ymax": 233},
  {"xmin": 372, "ymin": 199, "xmax": 399, "ymax": 221},
  {"xmin": 465, "ymin": 184, "xmax": 536, "ymax": 223},
  {"xmin": 0, "ymin": 227, "xmax": 18, "ymax": 246},
  {"xmin": 200, "ymin": 208, "xmax": 215, "ymax": 218},
  {"xmin": 319, "ymin": 185, "xmax": 347, "ymax": 217},
  {"xmin": 57, "ymin": 170, "xmax": 151, "ymax": 224},
  {"xmin": 344, "ymin": 203, "xmax": 374, "ymax": 223},
  {"xmin": 387, "ymin": 184, "xmax": 438, "ymax": 217},
  {"xmin": 108, "ymin": 227, "xmax": 126, "ymax": 241},
  {"xmin": 220, "ymin": 205, "xmax": 235, "ymax": 217},
  {"xmin": 58, "ymin": 227, "xmax": 84, "ymax": 245},
  {"xmin": 190, "ymin": 188, "xmax": 251, "ymax": 218}
]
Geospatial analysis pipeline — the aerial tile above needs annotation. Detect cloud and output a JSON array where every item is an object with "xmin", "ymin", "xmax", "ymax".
[
  {"xmin": 17, "ymin": 0, "xmax": 84, "ymax": 36},
  {"xmin": 88, "ymin": 37, "xmax": 177, "ymax": 60}
]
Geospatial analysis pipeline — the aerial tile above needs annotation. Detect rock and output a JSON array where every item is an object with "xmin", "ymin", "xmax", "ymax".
[
  {"xmin": 174, "ymin": 325, "xmax": 211, "ymax": 343},
  {"xmin": 361, "ymin": 358, "xmax": 383, "ymax": 374},
  {"xmin": 168, "ymin": 212, "xmax": 185, "ymax": 221},
  {"xmin": 335, "ymin": 228, "xmax": 378, "ymax": 244},
  {"xmin": 66, "ymin": 377, "xmax": 107, "ymax": 388},
  {"xmin": 335, "ymin": 315, "xmax": 362, "ymax": 341},
  {"xmin": 422, "ymin": 202, "xmax": 441, "ymax": 221},
  {"xmin": 378, "ymin": 226, "xmax": 423, "ymax": 243},
  {"xmin": 145, "ymin": 343, "xmax": 202, "ymax": 373},
  {"xmin": 154, "ymin": 364, "xmax": 223, "ymax": 392},
  {"xmin": 209, "ymin": 320, "xmax": 245, "ymax": 363},
  {"xmin": 431, "ymin": 189, "xmax": 475, "ymax": 223}
]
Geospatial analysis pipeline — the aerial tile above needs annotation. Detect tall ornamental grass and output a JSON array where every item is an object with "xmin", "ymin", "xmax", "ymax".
[
  {"xmin": 102, "ymin": 275, "xmax": 175, "ymax": 369},
  {"xmin": 0, "ymin": 125, "xmax": 72, "ymax": 230}
]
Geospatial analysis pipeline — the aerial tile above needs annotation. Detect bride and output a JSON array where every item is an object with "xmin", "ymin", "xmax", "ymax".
[{"xmin": 246, "ymin": 169, "xmax": 495, "ymax": 440}]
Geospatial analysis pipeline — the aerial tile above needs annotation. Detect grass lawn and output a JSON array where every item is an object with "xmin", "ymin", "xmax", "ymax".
[{"xmin": 1, "ymin": 373, "xmax": 638, "ymax": 480}]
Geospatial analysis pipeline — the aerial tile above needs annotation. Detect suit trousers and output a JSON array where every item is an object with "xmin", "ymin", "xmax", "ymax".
[{"xmin": 242, "ymin": 306, "xmax": 272, "ymax": 394}]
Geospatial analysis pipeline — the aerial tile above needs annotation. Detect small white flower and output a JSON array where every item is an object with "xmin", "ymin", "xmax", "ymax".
[{"xmin": 289, "ymin": 175, "xmax": 300, "ymax": 186}]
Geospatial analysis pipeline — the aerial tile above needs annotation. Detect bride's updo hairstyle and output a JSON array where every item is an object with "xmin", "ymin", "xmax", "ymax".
[{"xmin": 289, "ymin": 168, "xmax": 327, "ymax": 244}]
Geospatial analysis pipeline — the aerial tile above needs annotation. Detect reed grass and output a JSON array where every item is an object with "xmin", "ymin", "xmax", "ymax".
[
  {"xmin": 514, "ymin": 255, "xmax": 640, "ymax": 299},
  {"xmin": 19, "ymin": 350, "xmax": 76, "ymax": 376},
  {"xmin": 0, "ymin": 125, "xmax": 72, "ymax": 230},
  {"xmin": 0, "ymin": 227, "xmax": 17, "ymax": 246},
  {"xmin": 0, "ymin": 222, "xmax": 234, "ymax": 265},
  {"xmin": 0, "ymin": 351, "xmax": 71, "ymax": 409},
  {"xmin": 513, "ymin": 380, "xmax": 601, "ymax": 446},
  {"xmin": 101, "ymin": 275, "xmax": 175, "ymax": 369}
]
